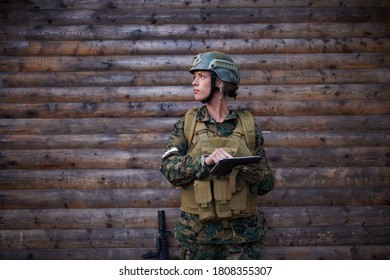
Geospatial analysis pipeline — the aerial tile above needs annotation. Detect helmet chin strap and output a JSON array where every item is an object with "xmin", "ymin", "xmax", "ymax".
[{"xmin": 200, "ymin": 74, "xmax": 218, "ymax": 104}]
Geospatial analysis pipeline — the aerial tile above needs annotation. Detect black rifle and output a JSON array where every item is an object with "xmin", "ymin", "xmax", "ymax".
[{"xmin": 142, "ymin": 210, "xmax": 170, "ymax": 260}]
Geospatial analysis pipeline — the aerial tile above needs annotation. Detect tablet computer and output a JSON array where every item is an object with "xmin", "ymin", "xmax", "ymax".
[{"xmin": 209, "ymin": 156, "xmax": 261, "ymax": 177}]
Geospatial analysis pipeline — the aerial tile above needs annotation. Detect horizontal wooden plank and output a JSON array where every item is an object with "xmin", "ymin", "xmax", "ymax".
[
  {"xmin": 1, "ymin": 167, "xmax": 388, "ymax": 190},
  {"xmin": 1, "ymin": 100, "xmax": 389, "ymax": 118},
  {"xmin": 1, "ymin": 186, "xmax": 388, "ymax": 209},
  {"xmin": 1, "ymin": 116, "xmax": 389, "ymax": 135},
  {"xmin": 0, "ymin": 118, "xmax": 176, "ymax": 134},
  {"xmin": 0, "ymin": 206, "xmax": 388, "ymax": 230},
  {"xmin": 0, "ymin": 228, "xmax": 178, "ymax": 250},
  {"xmin": 1, "ymin": 23, "xmax": 388, "ymax": 40},
  {"xmin": 0, "ymin": 169, "xmax": 172, "ymax": 190},
  {"xmin": 1, "ymin": 226, "xmax": 389, "ymax": 251},
  {"xmin": 264, "ymin": 245, "xmax": 390, "ymax": 260},
  {"xmin": 0, "ymin": 86, "xmax": 195, "ymax": 103},
  {"xmin": 260, "ymin": 187, "xmax": 390, "ymax": 207},
  {"xmin": 276, "ymin": 167, "xmax": 390, "ymax": 189},
  {"xmin": 2, "ymin": 38, "xmax": 388, "ymax": 55},
  {"xmin": 1, "ymin": 0, "xmax": 389, "ymax": 10},
  {"xmin": 1, "ymin": 245, "xmax": 388, "ymax": 260},
  {"xmin": 252, "ymin": 115, "xmax": 390, "ymax": 132},
  {"xmin": 0, "ymin": 147, "xmax": 388, "ymax": 169},
  {"xmin": 0, "ymin": 133, "xmax": 170, "ymax": 150},
  {"xmin": 265, "ymin": 226, "xmax": 390, "ymax": 247},
  {"xmin": 2, "ymin": 53, "xmax": 389, "ymax": 72},
  {"xmin": 1, "ymin": 7, "xmax": 389, "ymax": 26},
  {"xmin": 0, "ymin": 149, "xmax": 162, "ymax": 170},
  {"xmin": 264, "ymin": 206, "xmax": 390, "ymax": 227},
  {"xmin": 1, "ymin": 84, "xmax": 389, "ymax": 104},
  {"xmin": 266, "ymin": 147, "xmax": 389, "ymax": 168},
  {"xmin": 0, "ymin": 247, "xmax": 181, "ymax": 260},
  {"xmin": 1, "ymin": 131, "xmax": 388, "ymax": 150},
  {"xmin": 1, "ymin": 69, "xmax": 389, "ymax": 87},
  {"xmin": 0, "ymin": 188, "xmax": 180, "ymax": 209},
  {"xmin": 264, "ymin": 131, "xmax": 390, "ymax": 148},
  {"xmin": 0, "ymin": 207, "xmax": 179, "ymax": 230}
]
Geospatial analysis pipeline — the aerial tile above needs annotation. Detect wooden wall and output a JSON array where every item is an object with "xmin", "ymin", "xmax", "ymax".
[{"xmin": 0, "ymin": 0, "xmax": 389, "ymax": 260}]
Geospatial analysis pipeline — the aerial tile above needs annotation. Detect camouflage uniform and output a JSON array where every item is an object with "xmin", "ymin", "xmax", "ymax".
[{"xmin": 160, "ymin": 106, "xmax": 275, "ymax": 260}]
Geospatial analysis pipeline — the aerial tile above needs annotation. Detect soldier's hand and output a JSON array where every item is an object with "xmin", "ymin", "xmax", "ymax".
[{"xmin": 204, "ymin": 148, "xmax": 233, "ymax": 166}]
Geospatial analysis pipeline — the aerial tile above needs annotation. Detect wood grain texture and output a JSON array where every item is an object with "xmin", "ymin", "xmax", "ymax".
[
  {"xmin": 0, "ymin": 1, "xmax": 389, "ymax": 260},
  {"xmin": 2, "ymin": 38, "xmax": 389, "ymax": 55},
  {"xmin": 1, "ymin": 0, "xmax": 390, "ymax": 10},
  {"xmin": 1, "ymin": 167, "xmax": 389, "ymax": 190},
  {"xmin": 1, "ymin": 84, "xmax": 389, "ymax": 103}
]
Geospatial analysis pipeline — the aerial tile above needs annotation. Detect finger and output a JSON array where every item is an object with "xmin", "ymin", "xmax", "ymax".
[
  {"xmin": 211, "ymin": 150, "xmax": 224, "ymax": 163},
  {"xmin": 221, "ymin": 149, "xmax": 233, "ymax": 158},
  {"xmin": 217, "ymin": 148, "xmax": 233, "ymax": 158},
  {"xmin": 214, "ymin": 149, "xmax": 225, "ymax": 160}
]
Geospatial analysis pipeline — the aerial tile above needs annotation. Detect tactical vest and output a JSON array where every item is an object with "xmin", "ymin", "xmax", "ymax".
[{"xmin": 180, "ymin": 108, "xmax": 258, "ymax": 223}]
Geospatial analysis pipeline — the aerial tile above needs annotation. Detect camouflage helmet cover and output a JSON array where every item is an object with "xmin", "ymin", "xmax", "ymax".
[{"xmin": 189, "ymin": 51, "xmax": 240, "ymax": 85}]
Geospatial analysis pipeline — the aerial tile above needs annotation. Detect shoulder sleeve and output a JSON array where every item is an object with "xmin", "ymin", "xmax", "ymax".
[{"xmin": 160, "ymin": 116, "xmax": 208, "ymax": 187}]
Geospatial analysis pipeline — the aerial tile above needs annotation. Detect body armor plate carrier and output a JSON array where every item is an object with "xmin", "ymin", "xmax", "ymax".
[{"xmin": 180, "ymin": 108, "xmax": 258, "ymax": 223}]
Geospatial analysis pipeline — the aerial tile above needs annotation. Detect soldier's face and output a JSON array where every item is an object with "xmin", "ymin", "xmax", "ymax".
[{"xmin": 192, "ymin": 71, "xmax": 212, "ymax": 102}]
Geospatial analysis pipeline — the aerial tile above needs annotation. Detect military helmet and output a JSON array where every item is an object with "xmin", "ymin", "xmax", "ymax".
[{"xmin": 189, "ymin": 51, "xmax": 240, "ymax": 85}]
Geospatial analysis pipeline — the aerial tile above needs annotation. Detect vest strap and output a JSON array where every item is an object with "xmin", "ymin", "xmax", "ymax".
[{"xmin": 184, "ymin": 108, "xmax": 198, "ymax": 147}]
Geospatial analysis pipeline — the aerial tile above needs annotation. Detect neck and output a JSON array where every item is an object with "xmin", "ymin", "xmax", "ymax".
[{"xmin": 206, "ymin": 95, "xmax": 229, "ymax": 123}]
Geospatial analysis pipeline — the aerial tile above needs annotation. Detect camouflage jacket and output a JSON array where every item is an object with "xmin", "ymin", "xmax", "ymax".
[
  {"xmin": 160, "ymin": 106, "xmax": 275, "ymax": 244},
  {"xmin": 160, "ymin": 105, "xmax": 274, "ymax": 195}
]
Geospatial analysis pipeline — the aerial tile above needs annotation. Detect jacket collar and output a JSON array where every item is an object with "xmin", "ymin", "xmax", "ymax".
[{"xmin": 196, "ymin": 105, "xmax": 238, "ymax": 123}]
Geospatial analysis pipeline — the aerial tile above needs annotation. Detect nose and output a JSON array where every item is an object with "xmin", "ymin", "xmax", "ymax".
[{"xmin": 192, "ymin": 77, "xmax": 198, "ymax": 86}]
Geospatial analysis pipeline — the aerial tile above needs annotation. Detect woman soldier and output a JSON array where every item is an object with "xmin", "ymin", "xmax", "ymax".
[{"xmin": 160, "ymin": 51, "xmax": 275, "ymax": 260}]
